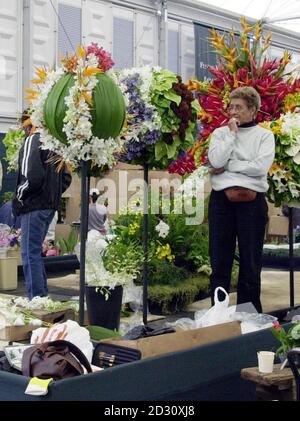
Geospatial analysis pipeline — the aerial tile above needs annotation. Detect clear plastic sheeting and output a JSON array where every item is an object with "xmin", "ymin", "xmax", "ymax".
[
  {"xmin": 166, "ymin": 287, "xmax": 277, "ymax": 334},
  {"xmin": 232, "ymin": 312, "xmax": 277, "ymax": 334}
]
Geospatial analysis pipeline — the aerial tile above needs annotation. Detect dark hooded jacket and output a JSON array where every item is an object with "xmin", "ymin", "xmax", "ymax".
[{"xmin": 12, "ymin": 133, "xmax": 71, "ymax": 216}]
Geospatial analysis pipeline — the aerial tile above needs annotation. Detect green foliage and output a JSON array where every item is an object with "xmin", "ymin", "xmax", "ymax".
[
  {"xmin": 148, "ymin": 275, "xmax": 210, "ymax": 314},
  {"xmin": 141, "ymin": 254, "xmax": 188, "ymax": 286},
  {"xmin": 0, "ymin": 191, "xmax": 14, "ymax": 205},
  {"xmin": 57, "ymin": 228, "xmax": 79, "ymax": 255},
  {"xmin": 44, "ymin": 73, "xmax": 75, "ymax": 143},
  {"xmin": 86, "ymin": 325, "xmax": 121, "ymax": 341},
  {"xmin": 91, "ymin": 73, "xmax": 126, "ymax": 139},
  {"xmin": 2, "ymin": 128, "xmax": 25, "ymax": 172},
  {"xmin": 102, "ymin": 239, "xmax": 143, "ymax": 279},
  {"xmin": 271, "ymin": 322, "xmax": 300, "ymax": 355}
]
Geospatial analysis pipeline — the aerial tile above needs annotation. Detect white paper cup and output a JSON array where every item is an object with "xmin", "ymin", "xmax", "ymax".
[{"xmin": 257, "ymin": 351, "xmax": 275, "ymax": 373}]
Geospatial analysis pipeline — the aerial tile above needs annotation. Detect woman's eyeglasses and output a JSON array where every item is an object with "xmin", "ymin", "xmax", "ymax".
[{"xmin": 227, "ymin": 104, "xmax": 248, "ymax": 112}]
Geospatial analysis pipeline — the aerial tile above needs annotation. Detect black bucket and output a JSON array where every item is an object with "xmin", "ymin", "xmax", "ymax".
[{"xmin": 85, "ymin": 285, "xmax": 123, "ymax": 330}]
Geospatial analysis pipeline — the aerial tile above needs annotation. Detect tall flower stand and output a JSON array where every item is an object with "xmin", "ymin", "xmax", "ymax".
[
  {"xmin": 288, "ymin": 207, "xmax": 295, "ymax": 307},
  {"xmin": 142, "ymin": 163, "xmax": 149, "ymax": 326},
  {"xmin": 79, "ymin": 160, "xmax": 89, "ymax": 326}
]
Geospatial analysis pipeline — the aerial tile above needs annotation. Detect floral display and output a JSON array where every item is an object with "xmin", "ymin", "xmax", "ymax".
[
  {"xmin": 26, "ymin": 43, "xmax": 126, "ymax": 171},
  {"xmin": 169, "ymin": 17, "xmax": 300, "ymax": 179},
  {"xmin": 117, "ymin": 66, "xmax": 201, "ymax": 169},
  {"xmin": 12, "ymin": 296, "xmax": 79, "ymax": 313},
  {"xmin": 271, "ymin": 320, "xmax": 300, "ymax": 355},
  {"xmin": 0, "ymin": 298, "xmax": 43, "ymax": 327},
  {"xmin": 0, "ymin": 296, "xmax": 79, "ymax": 328},
  {"xmin": 0, "ymin": 225, "xmax": 20, "ymax": 249},
  {"xmin": 262, "ymin": 112, "xmax": 300, "ymax": 205},
  {"xmin": 109, "ymin": 197, "xmax": 211, "ymax": 284},
  {"xmin": 78, "ymin": 230, "xmax": 139, "ymax": 299}
]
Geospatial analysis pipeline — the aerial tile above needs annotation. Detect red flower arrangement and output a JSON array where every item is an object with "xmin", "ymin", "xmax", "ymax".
[{"xmin": 169, "ymin": 17, "xmax": 300, "ymax": 174}]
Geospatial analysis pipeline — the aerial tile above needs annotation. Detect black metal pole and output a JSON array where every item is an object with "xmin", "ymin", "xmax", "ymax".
[
  {"xmin": 143, "ymin": 163, "xmax": 149, "ymax": 326},
  {"xmin": 79, "ymin": 160, "xmax": 89, "ymax": 326},
  {"xmin": 288, "ymin": 207, "xmax": 295, "ymax": 308},
  {"xmin": 86, "ymin": 175, "xmax": 91, "ymax": 240}
]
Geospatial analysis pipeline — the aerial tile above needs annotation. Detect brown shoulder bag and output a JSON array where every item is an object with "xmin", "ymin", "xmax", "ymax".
[
  {"xmin": 22, "ymin": 339, "xmax": 92, "ymax": 380},
  {"xmin": 224, "ymin": 187, "xmax": 257, "ymax": 202}
]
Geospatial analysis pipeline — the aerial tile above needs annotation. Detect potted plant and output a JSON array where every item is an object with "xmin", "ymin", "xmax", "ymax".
[
  {"xmin": 83, "ymin": 230, "xmax": 142, "ymax": 330},
  {"xmin": 271, "ymin": 320, "xmax": 300, "ymax": 365}
]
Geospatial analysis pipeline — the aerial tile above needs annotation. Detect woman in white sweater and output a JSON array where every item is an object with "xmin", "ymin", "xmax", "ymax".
[{"xmin": 208, "ymin": 86, "xmax": 275, "ymax": 312}]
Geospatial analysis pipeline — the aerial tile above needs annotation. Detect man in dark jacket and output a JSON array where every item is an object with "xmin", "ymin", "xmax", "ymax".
[{"xmin": 12, "ymin": 132, "xmax": 72, "ymax": 299}]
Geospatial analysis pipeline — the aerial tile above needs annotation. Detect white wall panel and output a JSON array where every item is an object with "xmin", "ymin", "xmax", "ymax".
[
  {"xmin": 113, "ymin": 7, "xmax": 134, "ymax": 70},
  {"xmin": 82, "ymin": 0, "xmax": 112, "ymax": 52},
  {"xmin": 168, "ymin": 20, "xmax": 179, "ymax": 74},
  {"xmin": 23, "ymin": 0, "xmax": 57, "ymax": 112},
  {"xmin": 0, "ymin": 0, "xmax": 22, "ymax": 118},
  {"xmin": 180, "ymin": 23, "xmax": 195, "ymax": 82},
  {"xmin": 30, "ymin": 0, "xmax": 57, "ymax": 69},
  {"xmin": 135, "ymin": 11, "xmax": 158, "ymax": 66}
]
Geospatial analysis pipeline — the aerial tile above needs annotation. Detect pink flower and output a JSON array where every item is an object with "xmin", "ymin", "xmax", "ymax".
[
  {"xmin": 46, "ymin": 248, "xmax": 59, "ymax": 257},
  {"xmin": 86, "ymin": 43, "xmax": 114, "ymax": 72},
  {"xmin": 272, "ymin": 320, "xmax": 281, "ymax": 331}
]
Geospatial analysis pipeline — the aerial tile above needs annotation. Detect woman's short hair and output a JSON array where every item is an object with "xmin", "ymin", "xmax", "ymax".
[{"xmin": 229, "ymin": 87, "xmax": 261, "ymax": 111}]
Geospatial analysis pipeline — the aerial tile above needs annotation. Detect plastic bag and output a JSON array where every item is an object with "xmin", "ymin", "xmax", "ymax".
[
  {"xmin": 231, "ymin": 312, "xmax": 277, "ymax": 334},
  {"xmin": 30, "ymin": 320, "xmax": 93, "ymax": 363},
  {"xmin": 194, "ymin": 287, "xmax": 236, "ymax": 328}
]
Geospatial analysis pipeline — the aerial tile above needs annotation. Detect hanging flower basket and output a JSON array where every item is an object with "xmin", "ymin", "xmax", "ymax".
[{"xmin": 26, "ymin": 43, "xmax": 126, "ymax": 172}]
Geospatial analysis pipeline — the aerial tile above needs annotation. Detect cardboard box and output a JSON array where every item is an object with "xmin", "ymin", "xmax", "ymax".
[
  {"xmin": 267, "ymin": 215, "xmax": 289, "ymax": 236},
  {"xmin": 31, "ymin": 308, "xmax": 75, "ymax": 324},
  {"xmin": 99, "ymin": 321, "xmax": 241, "ymax": 359},
  {"xmin": 0, "ymin": 309, "xmax": 75, "ymax": 342},
  {"xmin": 0, "ymin": 324, "xmax": 40, "ymax": 342}
]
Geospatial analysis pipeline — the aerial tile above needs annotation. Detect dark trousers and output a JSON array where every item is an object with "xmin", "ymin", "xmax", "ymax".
[
  {"xmin": 21, "ymin": 209, "xmax": 55, "ymax": 299},
  {"xmin": 208, "ymin": 190, "xmax": 268, "ymax": 313}
]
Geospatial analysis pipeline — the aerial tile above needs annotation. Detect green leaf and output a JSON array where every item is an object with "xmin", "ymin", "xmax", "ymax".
[
  {"xmin": 155, "ymin": 142, "xmax": 167, "ymax": 160},
  {"xmin": 91, "ymin": 73, "xmax": 126, "ymax": 139},
  {"xmin": 87, "ymin": 325, "xmax": 121, "ymax": 340},
  {"xmin": 44, "ymin": 73, "xmax": 75, "ymax": 143},
  {"xmin": 166, "ymin": 142, "xmax": 178, "ymax": 159},
  {"xmin": 164, "ymin": 91, "xmax": 181, "ymax": 106},
  {"xmin": 191, "ymin": 99, "xmax": 201, "ymax": 113}
]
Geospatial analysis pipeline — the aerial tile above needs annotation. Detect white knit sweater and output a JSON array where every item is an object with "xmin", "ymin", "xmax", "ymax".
[{"xmin": 208, "ymin": 125, "xmax": 275, "ymax": 192}]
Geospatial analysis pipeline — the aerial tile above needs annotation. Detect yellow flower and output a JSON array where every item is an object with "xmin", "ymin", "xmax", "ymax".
[
  {"xmin": 156, "ymin": 243, "xmax": 175, "ymax": 262},
  {"xmin": 77, "ymin": 45, "xmax": 86, "ymax": 59},
  {"xmin": 254, "ymin": 24, "xmax": 262, "ymax": 41},
  {"xmin": 271, "ymin": 121, "xmax": 283, "ymax": 135},
  {"xmin": 282, "ymin": 50, "xmax": 291, "ymax": 66},
  {"xmin": 82, "ymin": 91, "xmax": 93, "ymax": 107},
  {"xmin": 240, "ymin": 17, "xmax": 253, "ymax": 34},
  {"xmin": 128, "ymin": 223, "xmax": 140, "ymax": 235},
  {"xmin": 268, "ymin": 162, "xmax": 286, "ymax": 177},
  {"xmin": 259, "ymin": 121, "xmax": 271, "ymax": 130},
  {"xmin": 83, "ymin": 67, "xmax": 103, "ymax": 77}
]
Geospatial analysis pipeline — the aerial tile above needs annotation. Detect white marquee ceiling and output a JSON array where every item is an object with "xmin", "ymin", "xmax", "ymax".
[{"xmin": 195, "ymin": 0, "xmax": 300, "ymax": 33}]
